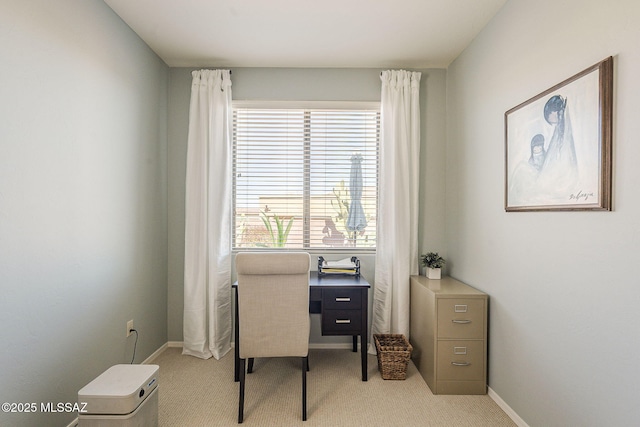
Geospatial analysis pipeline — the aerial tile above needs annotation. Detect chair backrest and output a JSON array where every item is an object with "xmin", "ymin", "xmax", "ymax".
[{"xmin": 236, "ymin": 252, "xmax": 311, "ymax": 359}]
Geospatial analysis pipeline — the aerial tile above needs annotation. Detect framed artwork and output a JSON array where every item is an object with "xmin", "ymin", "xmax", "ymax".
[{"xmin": 505, "ymin": 56, "xmax": 613, "ymax": 211}]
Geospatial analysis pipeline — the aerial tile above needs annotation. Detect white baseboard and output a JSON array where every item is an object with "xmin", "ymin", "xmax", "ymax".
[
  {"xmin": 488, "ymin": 386, "xmax": 529, "ymax": 427},
  {"xmin": 309, "ymin": 342, "xmax": 361, "ymax": 350},
  {"xmin": 142, "ymin": 342, "xmax": 169, "ymax": 364},
  {"xmin": 169, "ymin": 341, "xmax": 360, "ymax": 351}
]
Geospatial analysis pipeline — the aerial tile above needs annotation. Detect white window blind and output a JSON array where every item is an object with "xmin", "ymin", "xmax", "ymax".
[{"xmin": 233, "ymin": 102, "xmax": 379, "ymax": 250}]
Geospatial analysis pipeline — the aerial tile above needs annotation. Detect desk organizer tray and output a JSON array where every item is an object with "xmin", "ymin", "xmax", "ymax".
[
  {"xmin": 317, "ymin": 256, "xmax": 360, "ymax": 277},
  {"xmin": 374, "ymin": 334, "xmax": 413, "ymax": 380}
]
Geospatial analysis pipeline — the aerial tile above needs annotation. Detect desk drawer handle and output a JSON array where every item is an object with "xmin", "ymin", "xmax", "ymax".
[
  {"xmin": 452, "ymin": 319, "xmax": 471, "ymax": 324},
  {"xmin": 451, "ymin": 361, "xmax": 471, "ymax": 366},
  {"xmin": 335, "ymin": 297, "xmax": 351, "ymax": 302},
  {"xmin": 335, "ymin": 319, "xmax": 351, "ymax": 324}
]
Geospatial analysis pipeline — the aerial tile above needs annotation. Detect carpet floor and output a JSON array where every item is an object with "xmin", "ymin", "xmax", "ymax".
[{"xmin": 153, "ymin": 347, "xmax": 515, "ymax": 426}]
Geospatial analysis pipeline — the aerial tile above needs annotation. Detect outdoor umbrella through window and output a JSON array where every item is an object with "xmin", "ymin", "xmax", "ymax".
[{"xmin": 345, "ymin": 153, "xmax": 367, "ymax": 245}]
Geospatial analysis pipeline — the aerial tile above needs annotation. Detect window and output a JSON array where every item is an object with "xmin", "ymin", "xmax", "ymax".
[{"xmin": 233, "ymin": 101, "xmax": 379, "ymax": 250}]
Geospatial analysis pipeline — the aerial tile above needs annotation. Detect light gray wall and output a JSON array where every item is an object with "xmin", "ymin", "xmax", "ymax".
[
  {"xmin": 446, "ymin": 0, "xmax": 640, "ymax": 425},
  {"xmin": 167, "ymin": 67, "xmax": 448, "ymax": 342},
  {"xmin": 0, "ymin": 1, "xmax": 169, "ymax": 426}
]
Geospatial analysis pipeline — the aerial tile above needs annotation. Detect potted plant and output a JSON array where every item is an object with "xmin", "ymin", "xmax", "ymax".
[{"xmin": 420, "ymin": 252, "xmax": 446, "ymax": 279}]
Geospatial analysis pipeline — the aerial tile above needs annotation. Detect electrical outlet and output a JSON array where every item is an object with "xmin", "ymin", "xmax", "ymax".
[{"xmin": 127, "ymin": 320, "xmax": 134, "ymax": 337}]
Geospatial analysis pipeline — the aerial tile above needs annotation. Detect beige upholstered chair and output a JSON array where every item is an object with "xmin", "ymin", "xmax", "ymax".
[{"xmin": 235, "ymin": 252, "xmax": 311, "ymax": 423}]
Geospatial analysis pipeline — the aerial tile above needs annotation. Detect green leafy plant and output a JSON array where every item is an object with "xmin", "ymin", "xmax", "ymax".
[
  {"xmin": 259, "ymin": 210, "xmax": 294, "ymax": 248},
  {"xmin": 330, "ymin": 180, "xmax": 350, "ymax": 233},
  {"xmin": 421, "ymin": 252, "xmax": 446, "ymax": 269}
]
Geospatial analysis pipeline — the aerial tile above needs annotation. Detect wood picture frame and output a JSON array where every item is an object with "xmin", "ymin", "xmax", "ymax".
[{"xmin": 505, "ymin": 56, "xmax": 613, "ymax": 211}]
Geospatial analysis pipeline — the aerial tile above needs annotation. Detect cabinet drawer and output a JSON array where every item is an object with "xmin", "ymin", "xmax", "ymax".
[
  {"xmin": 322, "ymin": 309, "xmax": 362, "ymax": 335},
  {"xmin": 323, "ymin": 288, "xmax": 361, "ymax": 310},
  {"xmin": 437, "ymin": 298, "xmax": 485, "ymax": 339},
  {"xmin": 436, "ymin": 340, "xmax": 484, "ymax": 381}
]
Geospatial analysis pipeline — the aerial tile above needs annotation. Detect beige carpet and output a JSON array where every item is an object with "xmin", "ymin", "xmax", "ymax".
[{"xmin": 154, "ymin": 347, "xmax": 515, "ymax": 426}]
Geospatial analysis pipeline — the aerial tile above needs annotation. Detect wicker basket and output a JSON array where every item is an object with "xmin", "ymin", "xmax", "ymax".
[{"xmin": 374, "ymin": 334, "xmax": 413, "ymax": 380}]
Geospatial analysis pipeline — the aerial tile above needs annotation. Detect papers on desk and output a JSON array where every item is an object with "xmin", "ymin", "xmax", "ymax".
[
  {"xmin": 318, "ymin": 256, "xmax": 360, "ymax": 276},
  {"xmin": 321, "ymin": 268, "xmax": 357, "ymax": 274}
]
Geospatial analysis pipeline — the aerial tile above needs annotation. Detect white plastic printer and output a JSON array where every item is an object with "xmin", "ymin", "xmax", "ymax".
[{"xmin": 78, "ymin": 364, "xmax": 159, "ymax": 426}]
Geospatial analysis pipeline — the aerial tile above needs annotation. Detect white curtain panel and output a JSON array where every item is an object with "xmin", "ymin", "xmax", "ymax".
[
  {"xmin": 183, "ymin": 70, "xmax": 233, "ymax": 360},
  {"xmin": 370, "ymin": 70, "xmax": 421, "ymax": 351}
]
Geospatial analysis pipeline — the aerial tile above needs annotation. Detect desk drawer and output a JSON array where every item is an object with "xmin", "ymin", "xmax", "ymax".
[
  {"xmin": 322, "ymin": 309, "xmax": 362, "ymax": 335},
  {"xmin": 437, "ymin": 298, "xmax": 485, "ymax": 339},
  {"xmin": 323, "ymin": 288, "xmax": 361, "ymax": 310}
]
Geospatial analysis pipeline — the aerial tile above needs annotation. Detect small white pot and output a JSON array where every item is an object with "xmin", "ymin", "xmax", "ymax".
[{"xmin": 426, "ymin": 267, "xmax": 442, "ymax": 280}]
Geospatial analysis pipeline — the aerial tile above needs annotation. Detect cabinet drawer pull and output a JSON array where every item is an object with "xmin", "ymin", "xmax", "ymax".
[
  {"xmin": 335, "ymin": 297, "xmax": 351, "ymax": 302},
  {"xmin": 452, "ymin": 319, "xmax": 471, "ymax": 324},
  {"xmin": 451, "ymin": 361, "xmax": 471, "ymax": 366},
  {"xmin": 335, "ymin": 319, "xmax": 351, "ymax": 324}
]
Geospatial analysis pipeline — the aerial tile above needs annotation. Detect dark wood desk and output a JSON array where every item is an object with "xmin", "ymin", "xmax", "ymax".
[{"xmin": 233, "ymin": 271, "xmax": 370, "ymax": 381}]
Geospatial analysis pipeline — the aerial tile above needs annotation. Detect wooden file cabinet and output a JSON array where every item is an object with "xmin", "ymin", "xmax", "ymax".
[{"xmin": 410, "ymin": 275, "xmax": 488, "ymax": 394}]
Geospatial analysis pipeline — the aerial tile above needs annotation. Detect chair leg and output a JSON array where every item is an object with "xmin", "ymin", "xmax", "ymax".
[
  {"xmin": 306, "ymin": 354, "xmax": 310, "ymax": 371},
  {"xmin": 248, "ymin": 358, "xmax": 254, "ymax": 373},
  {"xmin": 238, "ymin": 359, "xmax": 245, "ymax": 423},
  {"xmin": 302, "ymin": 357, "xmax": 308, "ymax": 421}
]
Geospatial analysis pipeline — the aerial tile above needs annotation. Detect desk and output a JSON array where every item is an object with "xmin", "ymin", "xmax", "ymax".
[{"xmin": 234, "ymin": 271, "xmax": 370, "ymax": 381}]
